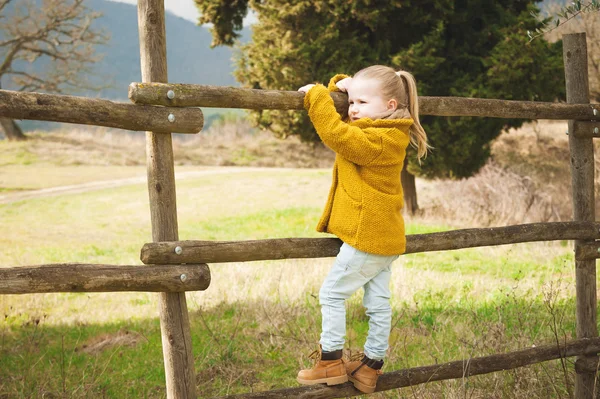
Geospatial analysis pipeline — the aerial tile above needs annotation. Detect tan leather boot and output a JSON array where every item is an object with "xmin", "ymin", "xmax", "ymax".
[
  {"xmin": 346, "ymin": 354, "xmax": 384, "ymax": 393},
  {"xmin": 297, "ymin": 348, "xmax": 348, "ymax": 386}
]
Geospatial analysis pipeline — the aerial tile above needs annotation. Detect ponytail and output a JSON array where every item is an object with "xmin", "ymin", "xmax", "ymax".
[
  {"xmin": 396, "ymin": 70, "xmax": 431, "ymax": 161},
  {"xmin": 354, "ymin": 65, "xmax": 432, "ymax": 161}
]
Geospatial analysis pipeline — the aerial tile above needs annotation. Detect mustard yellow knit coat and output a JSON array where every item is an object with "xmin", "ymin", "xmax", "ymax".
[{"xmin": 304, "ymin": 75, "xmax": 413, "ymax": 255}]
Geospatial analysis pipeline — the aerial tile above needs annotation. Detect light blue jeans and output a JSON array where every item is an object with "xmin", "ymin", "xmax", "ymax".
[{"xmin": 319, "ymin": 243, "xmax": 398, "ymax": 361}]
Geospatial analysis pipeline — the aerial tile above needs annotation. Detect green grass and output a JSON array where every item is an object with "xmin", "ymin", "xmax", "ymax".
[
  {"xmin": 0, "ymin": 166, "xmax": 582, "ymax": 398},
  {"xmin": 404, "ymin": 246, "xmax": 574, "ymax": 281},
  {"xmin": 1, "ymin": 292, "xmax": 581, "ymax": 397}
]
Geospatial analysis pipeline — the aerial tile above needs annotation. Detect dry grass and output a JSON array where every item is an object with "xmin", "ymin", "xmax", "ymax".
[
  {"xmin": 0, "ymin": 117, "xmax": 334, "ymax": 170},
  {"xmin": 5, "ymin": 119, "xmax": 594, "ymax": 230},
  {"xmin": 419, "ymin": 120, "xmax": 600, "ymax": 228},
  {"xmin": 175, "ymin": 118, "xmax": 335, "ymax": 168},
  {"xmin": 78, "ymin": 329, "xmax": 145, "ymax": 355}
]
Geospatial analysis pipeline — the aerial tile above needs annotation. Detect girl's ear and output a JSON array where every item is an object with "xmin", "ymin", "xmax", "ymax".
[{"xmin": 387, "ymin": 98, "xmax": 398, "ymax": 111}]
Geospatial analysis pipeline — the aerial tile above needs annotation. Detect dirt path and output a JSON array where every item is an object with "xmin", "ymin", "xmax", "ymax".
[{"xmin": 0, "ymin": 166, "xmax": 297, "ymax": 205}]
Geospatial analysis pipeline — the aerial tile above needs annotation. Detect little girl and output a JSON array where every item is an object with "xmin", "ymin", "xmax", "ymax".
[{"xmin": 296, "ymin": 65, "xmax": 429, "ymax": 394}]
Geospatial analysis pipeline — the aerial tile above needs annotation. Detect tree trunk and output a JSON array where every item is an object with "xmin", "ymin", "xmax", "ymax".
[
  {"xmin": 401, "ymin": 157, "xmax": 418, "ymax": 215},
  {"xmin": 0, "ymin": 117, "xmax": 27, "ymax": 141}
]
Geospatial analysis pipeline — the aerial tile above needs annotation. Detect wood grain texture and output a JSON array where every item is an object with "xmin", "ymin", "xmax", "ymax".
[
  {"xmin": 0, "ymin": 264, "xmax": 210, "ymax": 294},
  {"xmin": 572, "ymin": 121, "xmax": 600, "ymax": 138},
  {"xmin": 216, "ymin": 337, "xmax": 600, "ymax": 399},
  {"xmin": 575, "ymin": 241, "xmax": 600, "ymax": 260},
  {"xmin": 564, "ymin": 33, "xmax": 598, "ymax": 399},
  {"xmin": 0, "ymin": 89, "xmax": 203, "ymax": 133},
  {"xmin": 128, "ymin": 82, "xmax": 600, "ymax": 121},
  {"xmin": 137, "ymin": 0, "xmax": 196, "ymax": 398},
  {"xmin": 140, "ymin": 222, "xmax": 600, "ymax": 265}
]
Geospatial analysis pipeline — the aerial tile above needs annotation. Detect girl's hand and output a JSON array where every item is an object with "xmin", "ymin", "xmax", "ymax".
[
  {"xmin": 298, "ymin": 84, "xmax": 316, "ymax": 93},
  {"xmin": 335, "ymin": 77, "xmax": 352, "ymax": 92}
]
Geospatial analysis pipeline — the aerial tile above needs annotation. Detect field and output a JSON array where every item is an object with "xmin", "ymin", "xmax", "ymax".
[{"xmin": 0, "ymin": 120, "xmax": 597, "ymax": 398}]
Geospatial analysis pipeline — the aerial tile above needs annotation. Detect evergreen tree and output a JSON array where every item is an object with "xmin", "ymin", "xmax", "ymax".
[{"xmin": 196, "ymin": 0, "xmax": 565, "ymax": 209}]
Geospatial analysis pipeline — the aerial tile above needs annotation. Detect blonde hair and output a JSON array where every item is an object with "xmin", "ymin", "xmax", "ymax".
[{"xmin": 354, "ymin": 65, "xmax": 430, "ymax": 160}]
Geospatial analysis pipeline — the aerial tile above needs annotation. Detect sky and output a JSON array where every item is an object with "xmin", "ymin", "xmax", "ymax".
[{"xmin": 107, "ymin": 0, "xmax": 256, "ymax": 25}]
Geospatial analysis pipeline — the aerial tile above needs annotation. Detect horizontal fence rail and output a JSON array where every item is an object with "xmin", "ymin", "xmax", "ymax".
[
  {"xmin": 129, "ymin": 82, "xmax": 600, "ymax": 121},
  {"xmin": 0, "ymin": 263, "xmax": 210, "ymax": 294},
  {"xmin": 141, "ymin": 221, "xmax": 600, "ymax": 265},
  {"xmin": 0, "ymin": 89, "xmax": 204, "ymax": 133},
  {"xmin": 217, "ymin": 337, "xmax": 600, "ymax": 399}
]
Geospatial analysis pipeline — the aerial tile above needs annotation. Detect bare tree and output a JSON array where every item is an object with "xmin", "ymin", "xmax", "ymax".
[
  {"xmin": 578, "ymin": 12, "xmax": 600, "ymax": 101},
  {"xmin": 553, "ymin": 12, "xmax": 600, "ymax": 101},
  {"xmin": 0, "ymin": 0, "xmax": 109, "ymax": 140},
  {"xmin": 543, "ymin": 1, "xmax": 599, "ymax": 101}
]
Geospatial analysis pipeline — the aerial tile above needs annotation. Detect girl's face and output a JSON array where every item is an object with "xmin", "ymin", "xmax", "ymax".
[{"xmin": 347, "ymin": 77, "xmax": 397, "ymax": 121}]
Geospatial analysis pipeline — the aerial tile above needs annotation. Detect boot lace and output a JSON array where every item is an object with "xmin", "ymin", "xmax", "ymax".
[
  {"xmin": 348, "ymin": 351, "xmax": 384, "ymax": 374},
  {"xmin": 349, "ymin": 351, "xmax": 364, "ymax": 362},
  {"xmin": 307, "ymin": 349, "xmax": 321, "ymax": 362},
  {"xmin": 306, "ymin": 348, "xmax": 345, "ymax": 365}
]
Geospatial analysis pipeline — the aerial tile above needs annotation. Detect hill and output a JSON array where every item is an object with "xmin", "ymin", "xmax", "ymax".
[
  {"xmin": 3, "ymin": 0, "xmax": 250, "ymax": 131},
  {"xmin": 4, "ymin": 0, "xmax": 248, "ymax": 99},
  {"xmin": 87, "ymin": 0, "xmax": 250, "ymax": 100}
]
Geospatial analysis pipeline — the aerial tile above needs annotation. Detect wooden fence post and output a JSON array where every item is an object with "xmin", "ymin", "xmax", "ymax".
[
  {"xmin": 563, "ymin": 33, "xmax": 598, "ymax": 399},
  {"xmin": 137, "ymin": 0, "xmax": 196, "ymax": 397}
]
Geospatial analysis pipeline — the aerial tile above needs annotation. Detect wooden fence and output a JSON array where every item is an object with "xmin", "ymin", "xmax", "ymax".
[{"xmin": 0, "ymin": 0, "xmax": 599, "ymax": 396}]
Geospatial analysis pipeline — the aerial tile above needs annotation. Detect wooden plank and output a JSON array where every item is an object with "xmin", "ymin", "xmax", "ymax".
[
  {"xmin": 575, "ymin": 241, "xmax": 600, "ymax": 260},
  {"xmin": 0, "ymin": 264, "xmax": 210, "ymax": 294},
  {"xmin": 216, "ymin": 337, "xmax": 600, "ymax": 399},
  {"xmin": 140, "ymin": 222, "xmax": 600, "ymax": 265},
  {"xmin": 564, "ymin": 32, "xmax": 598, "ymax": 399},
  {"xmin": 421, "ymin": 96, "xmax": 599, "ymax": 121},
  {"xmin": 142, "ymin": 237, "xmax": 342, "ymax": 264},
  {"xmin": 137, "ymin": 0, "xmax": 196, "ymax": 398},
  {"xmin": 0, "ymin": 89, "xmax": 203, "ymax": 133},
  {"xmin": 129, "ymin": 82, "xmax": 349, "ymax": 118},
  {"xmin": 128, "ymin": 82, "xmax": 600, "ymax": 121}
]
